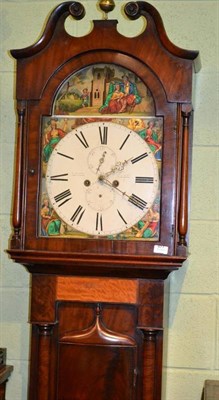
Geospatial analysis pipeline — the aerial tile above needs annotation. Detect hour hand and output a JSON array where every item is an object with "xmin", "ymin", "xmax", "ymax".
[{"xmin": 104, "ymin": 157, "xmax": 132, "ymax": 177}]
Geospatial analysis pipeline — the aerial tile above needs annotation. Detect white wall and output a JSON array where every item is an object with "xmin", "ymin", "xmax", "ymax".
[{"xmin": 0, "ymin": 1, "xmax": 218, "ymax": 399}]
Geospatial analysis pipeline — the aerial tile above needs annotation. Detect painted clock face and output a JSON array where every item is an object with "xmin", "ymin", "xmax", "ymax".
[
  {"xmin": 46, "ymin": 121, "xmax": 159, "ymax": 236},
  {"xmin": 40, "ymin": 63, "xmax": 163, "ymax": 240}
]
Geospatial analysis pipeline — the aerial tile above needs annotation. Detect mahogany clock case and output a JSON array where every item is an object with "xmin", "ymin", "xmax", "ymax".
[
  {"xmin": 7, "ymin": 2, "xmax": 200, "ymax": 400},
  {"xmin": 8, "ymin": 1, "xmax": 200, "ymax": 278}
]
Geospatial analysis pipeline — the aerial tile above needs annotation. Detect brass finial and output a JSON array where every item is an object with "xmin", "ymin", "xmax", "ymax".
[{"xmin": 98, "ymin": 0, "xmax": 115, "ymax": 19}]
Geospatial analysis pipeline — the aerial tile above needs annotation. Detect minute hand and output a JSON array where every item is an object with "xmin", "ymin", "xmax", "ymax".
[{"xmin": 100, "ymin": 177, "xmax": 148, "ymax": 210}]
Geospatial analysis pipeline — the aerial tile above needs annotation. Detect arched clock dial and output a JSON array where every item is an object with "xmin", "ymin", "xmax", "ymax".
[{"xmin": 46, "ymin": 121, "xmax": 159, "ymax": 236}]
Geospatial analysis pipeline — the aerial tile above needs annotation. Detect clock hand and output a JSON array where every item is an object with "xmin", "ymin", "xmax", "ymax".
[
  {"xmin": 99, "ymin": 176, "xmax": 148, "ymax": 211},
  {"xmin": 96, "ymin": 151, "xmax": 107, "ymax": 173},
  {"xmin": 99, "ymin": 176, "xmax": 129, "ymax": 198},
  {"xmin": 103, "ymin": 157, "xmax": 132, "ymax": 177}
]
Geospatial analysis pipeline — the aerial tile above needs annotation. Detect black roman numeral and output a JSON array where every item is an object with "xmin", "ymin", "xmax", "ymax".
[
  {"xmin": 135, "ymin": 177, "xmax": 154, "ymax": 184},
  {"xmin": 119, "ymin": 134, "xmax": 130, "ymax": 150},
  {"xmin": 75, "ymin": 131, "xmax": 89, "ymax": 148},
  {"xmin": 50, "ymin": 173, "xmax": 69, "ymax": 181},
  {"xmin": 71, "ymin": 205, "xmax": 85, "ymax": 224},
  {"xmin": 99, "ymin": 126, "xmax": 108, "ymax": 145},
  {"xmin": 56, "ymin": 151, "xmax": 74, "ymax": 160},
  {"xmin": 128, "ymin": 194, "xmax": 147, "ymax": 210},
  {"xmin": 96, "ymin": 213, "xmax": 103, "ymax": 232},
  {"xmin": 131, "ymin": 152, "xmax": 148, "ymax": 164},
  {"xmin": 117, "ymin": 209, "xmax": 127, "ymax": 225},
  {"xmin": 54, "ymin": 189, "xmax": 72, "ymax": 207}
]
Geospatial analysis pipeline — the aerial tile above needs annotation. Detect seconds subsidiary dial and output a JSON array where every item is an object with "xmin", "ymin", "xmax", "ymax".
[{"xmin": 46, "ymin": 121, "xmax": 159, "ymax": 236}]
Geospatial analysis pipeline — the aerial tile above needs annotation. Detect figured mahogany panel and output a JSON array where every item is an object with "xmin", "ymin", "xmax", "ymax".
[
  {"xmin": 56, "ymin": 276, "xmax": 138, "ymax": 303},
  {"xmin": 57, "ymin": 302, "xmax": 138, "ymax": 337},
  {"xmin": 31, "ymin": 275, "xmax": 165, "ymax": 326},
  {"xmin": 138, "ymin": 280, "xmax": 164, "ymax": 328},
  {"xmin": 57, "ymin": 303, "xmax": 140, "ymax": 400},
  {"xmin": 31, "ymin": 275, "xmax": 138, "ymax": 322},
  {"xmin": 31, "ymin": 275, "xmax": 57, "ymax": 322},
  {"xmin": 58, "ymin": 344, "xmax": 136, "ymax": 400}
]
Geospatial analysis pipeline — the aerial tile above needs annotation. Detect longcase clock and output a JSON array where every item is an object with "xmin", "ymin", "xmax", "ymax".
[{"xmin": 8, "ymin": 1, "xmax": 200, "ymax": 399}]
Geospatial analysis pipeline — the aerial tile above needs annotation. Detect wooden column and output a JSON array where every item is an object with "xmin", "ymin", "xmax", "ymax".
[
  {"xmin": 178, "ymin": 106, "xmax": 192, "ymax": 247},
  {"xmin": 36, "ymin": 324, "xmax": 54, "ymax": 400},
  {"xmin": 11, "ymin": 102, "xmax": 26, "ymax": 249},
  {"xmin": 142, "ymin": 329, "xmax": 158, "ymax": 400}
]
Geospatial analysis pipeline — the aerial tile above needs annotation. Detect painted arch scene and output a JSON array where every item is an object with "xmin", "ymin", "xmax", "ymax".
[{"xmin": 53, "ymin": 64, "xmax": 155, "ymax": 116}]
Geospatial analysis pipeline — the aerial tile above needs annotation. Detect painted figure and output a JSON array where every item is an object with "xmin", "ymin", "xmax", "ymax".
[
  {"xmin": 136, "ymin": 203, "xmax": 160, "ymax": 238},
  {"xmin": 99, "ymin": 83, "xmax": 125, "ymax": 113},
  {"xmin": 41, "ymin": 198, "xmax": 62, "ymax": 236},
  {"xmin": 41, "ymin": 198, "xmax": 52, "ymax": 236},
  {"xmin": 81, "ymin": 88, "xmax": 90, "ymax": 107},
  {"xmin": 100, "ymin": 76, "xmax": 141, "ymax": 114},
  {"xmin": 145, "ymin": 120, "xmax": 162, "ymax": 159},
  {"xmin": 43, "ymin": 118, "xmax": 67, "ymax": 163},
  {"xmin": 120, "ymin": 75, "xmax": 141, "ymax": 112}
]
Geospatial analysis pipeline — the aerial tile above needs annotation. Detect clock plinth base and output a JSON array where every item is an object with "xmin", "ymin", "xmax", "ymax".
[{"xmin": 28, "ymin": 273, "xmax": 166, "ymax": 400}]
